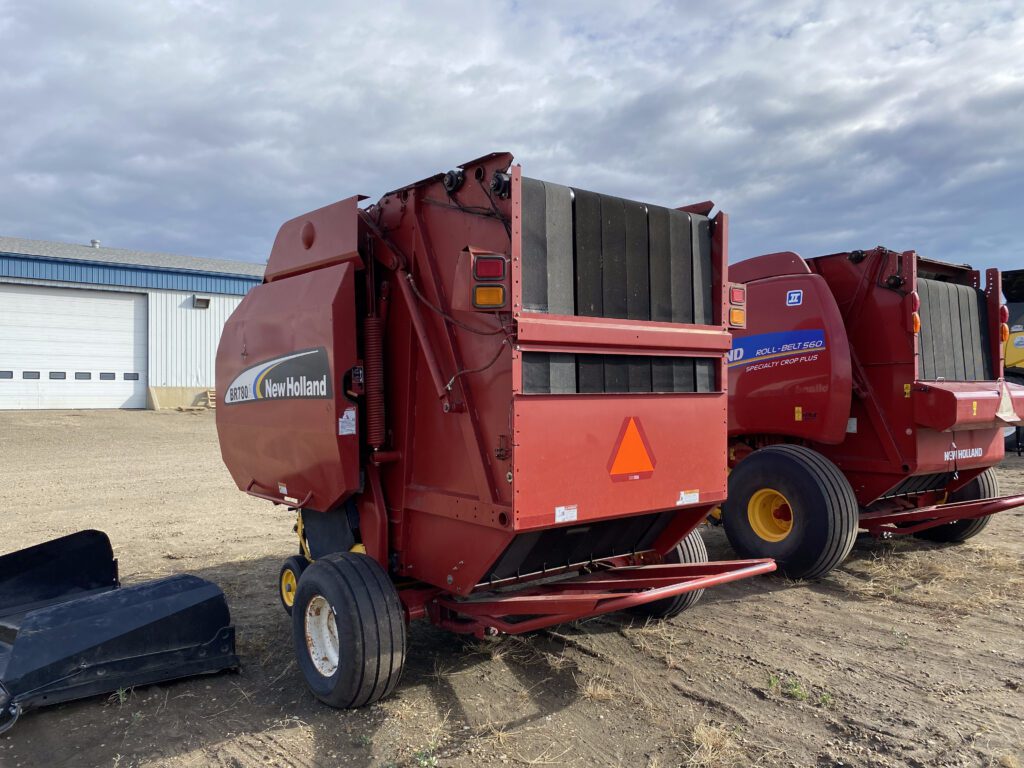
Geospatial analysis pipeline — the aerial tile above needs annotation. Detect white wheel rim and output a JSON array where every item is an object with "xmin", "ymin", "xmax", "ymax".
[{"xmin": 304, "ymin": 594, "xmax": 340, "ymax": 677}]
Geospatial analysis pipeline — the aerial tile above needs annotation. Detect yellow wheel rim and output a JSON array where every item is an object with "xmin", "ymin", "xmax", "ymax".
[
  {"xmin": 281, "ymin": 568, "xmax": 298, "ymax": 608},
  {"xmin": 748, "ymin": 488, "xmax": 794, "ymax": 542}
]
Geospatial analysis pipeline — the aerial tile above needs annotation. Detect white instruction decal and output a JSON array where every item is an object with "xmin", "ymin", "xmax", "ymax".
[
  {"xmin": 555, "ymin": 504, "xmax": 578, "ymax": 523},
  {"xmin": 338, "ymin": 407, "xmax": 357, "ymax": 436},
  {"xmin": 675, "ymin": 489, "xmax": 700, "ymax": 506}
]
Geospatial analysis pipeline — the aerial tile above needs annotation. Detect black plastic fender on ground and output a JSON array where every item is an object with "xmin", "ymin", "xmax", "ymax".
[{"xmin": 0, "ymin": 531, "xmax": 239, "ymax": 731}]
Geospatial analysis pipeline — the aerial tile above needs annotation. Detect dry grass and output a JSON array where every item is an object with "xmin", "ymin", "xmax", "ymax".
[
  {"xmin": 474, "ymin": 721, "xmax": 516, "ymax": 747},
  {"xmin": 842, "ymin": 543, "xmax": 1024, "ymax": 614},
  {"xmin": 511, "ymin": 743, "xmax": 575, "ymax": 766},
  {"xmin": 468, "ymin": 635, "xmax": 574, "ymax": 671},
  {"xmin": 685, "ymin": 720, "xmax": 747, "ymax": 768},
  {"xmin": 621, "ymin": 619, "xmax": 691, "ymax": 668},
  {"xmin": 576, "ymin": 672, "xmax": 617, "ymax": 702}
]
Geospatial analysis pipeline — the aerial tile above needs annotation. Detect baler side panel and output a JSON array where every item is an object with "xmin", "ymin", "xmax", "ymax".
[
  {"xmin": 367, "ymin": 162, "xmax": 519, "ymax": 592},
  {"xmin": 728, "ymin": 273, "xmax": 852, "ymax": 444},
  {"xmin": 215, "ymin": 263, "xmax": 360, "ymax": 513},
  {"xmin": 373, "ymin": 197, "xmax": 514, "ymax": 508}
]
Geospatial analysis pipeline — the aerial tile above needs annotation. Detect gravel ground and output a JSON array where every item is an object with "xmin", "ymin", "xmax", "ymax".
[{"xmin": 0, "ymin": 409, "xmax": 1022, "ymax": 767}]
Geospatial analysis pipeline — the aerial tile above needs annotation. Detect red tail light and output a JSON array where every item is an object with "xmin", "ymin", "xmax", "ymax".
[{"xmin": 474, "ymin": 255, "xmax": 505, "ymax": 280}]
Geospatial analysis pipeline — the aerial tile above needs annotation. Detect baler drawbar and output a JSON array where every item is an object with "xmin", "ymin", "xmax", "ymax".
[{"xmin": 216, "ymin": 152, "xmax": 774, "ymax": 708}]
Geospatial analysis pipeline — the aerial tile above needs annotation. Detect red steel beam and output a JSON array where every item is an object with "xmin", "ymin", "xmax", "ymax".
[
  {"xmin": 514, "ymin": 314, "xmax": 731, "ymax": 352},
  {"xmin": 861, "ymin": 493, "xmax": 1024, "ymax": 535},
  {"xmin": 433, "ymin": 559, "xmax": 775, "ymax": 632}
]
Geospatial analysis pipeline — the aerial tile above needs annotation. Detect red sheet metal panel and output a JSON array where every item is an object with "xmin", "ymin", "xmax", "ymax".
[
  {"xmin": 216, "ymin": 262, "xmax": 360, "ymax": 513},
  {"xmin": 264, "ymin": 196, "xmax": 364, "ymax": 283},
  {"xmin": 512, "ymin": 393, "xmax": 727, "ymax": 529},
  {"xmin": 727, "ymin": 271, "xmax": 852, "ymax": 444},
  {"xmin": 914, "ymin": 380, "xmax": 1024, "ymax": 431}
]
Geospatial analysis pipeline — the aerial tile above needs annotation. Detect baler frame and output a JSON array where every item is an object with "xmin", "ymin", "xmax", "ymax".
[{"xmin": 428, "ymin": 559, "xmax": 774, "ymax": 636}]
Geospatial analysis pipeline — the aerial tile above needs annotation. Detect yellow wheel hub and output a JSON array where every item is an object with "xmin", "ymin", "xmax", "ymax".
[
  {"xmin": 748, "ymin": 488, "xmax": 794, "ymax": 542},
  {"xmin": 281, "ymin": 568, "xmax": 298, "ymax": 608}
]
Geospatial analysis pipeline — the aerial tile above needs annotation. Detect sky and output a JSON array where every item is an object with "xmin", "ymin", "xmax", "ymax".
[{"xmin": 0, "ymin": 1, "xmax": 1022, "ymax": 270}]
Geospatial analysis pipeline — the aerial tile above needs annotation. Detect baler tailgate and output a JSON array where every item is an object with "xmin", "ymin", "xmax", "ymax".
[{"xmin": 434, "ymin": 558, "xmax": 775, "ymax": 635}]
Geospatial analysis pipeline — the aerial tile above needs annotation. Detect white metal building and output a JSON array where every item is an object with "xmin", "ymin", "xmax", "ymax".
[{"xmin": 0, "ymin": 236, "xmax": 264, "ymax": 410}]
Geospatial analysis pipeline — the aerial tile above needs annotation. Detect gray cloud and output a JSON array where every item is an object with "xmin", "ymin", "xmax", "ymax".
[{"xmin": 0, "ymin": 0, "xmax": 1021, "ymax": 272}]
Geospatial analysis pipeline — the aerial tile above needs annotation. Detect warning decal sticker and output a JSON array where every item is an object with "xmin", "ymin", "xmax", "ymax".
[{"xmin": 608, "ymin": 417, "xmax": 656, "ymax": 481}]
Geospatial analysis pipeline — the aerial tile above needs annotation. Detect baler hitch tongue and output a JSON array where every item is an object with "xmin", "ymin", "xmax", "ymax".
[
  {"xmin": 0, "ymin": 530, "xmax": 239, "ymax": 733},
  {"xmin": 435, "ymin": 557, "xmax": 777, "ymax": 636}
]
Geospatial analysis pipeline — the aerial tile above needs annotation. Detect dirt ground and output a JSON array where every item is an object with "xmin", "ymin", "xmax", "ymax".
[{"xmin": 0, "ymin": 410, "xmax": 1022, "ymax": 768}]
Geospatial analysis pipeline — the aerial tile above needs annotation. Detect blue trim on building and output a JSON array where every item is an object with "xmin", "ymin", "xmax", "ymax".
[{"xmin": 0, "ymin": 252, "xmax": 261, "ymax": 296}]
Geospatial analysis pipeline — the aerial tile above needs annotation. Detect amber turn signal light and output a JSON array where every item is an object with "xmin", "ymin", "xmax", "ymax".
[
  {"xmin": 473, "ymin": 284, "xmax": 506, "ymax": 308},
  {"xmin": 729, "ymin": 307, "xmax": 746, "ymax": 327},
  {"xmin": 1001, "ymin": 323, "xmax": 1010, "ymax": 343},
  {"xmin": 912, "ymin": 312, "xmax": 921, "ymax": 334}
]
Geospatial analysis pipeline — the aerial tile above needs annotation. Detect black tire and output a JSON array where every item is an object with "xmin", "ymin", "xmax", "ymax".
[
  {"xmin": 291, "ymin": 552, "xmax": 406, "ymax": 708},
  {"xmin": 723, "ymin": 445, "xmax": 858, "ymax": 579},
  {"xmin": 914, "ymin": 468, "xmax": 998, "ymax": 543},
  {"xmin": 627, "ymin": 529, "xmax": 707, "ymax": 620},
  {"xmin": 1005, "ymin": 428, "xmax": 1020, "ymax": 455},
  {"xmin": 279, "ymin": 555, "xmax": 308, "ymax": 615}
]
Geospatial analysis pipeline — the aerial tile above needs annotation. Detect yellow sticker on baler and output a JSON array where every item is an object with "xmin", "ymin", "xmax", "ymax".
[{"xmin": 794, "ymin": 406, "xmax": 803, "ymax": 422}]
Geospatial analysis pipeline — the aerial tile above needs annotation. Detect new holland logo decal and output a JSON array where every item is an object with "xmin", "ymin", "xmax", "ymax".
[{"xmin": 224, "ymin": 348, "xmax": 332, "ymax": 405}]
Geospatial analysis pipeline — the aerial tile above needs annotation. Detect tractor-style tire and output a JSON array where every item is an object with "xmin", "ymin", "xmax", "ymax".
[
  {"xmin": 723, "ymin": 445, "xmax": 859, "ymax": 579},
  {"xmin": 627, "ymin": 529, "xmax": 707, "ymax": 620},
  {"xmin": 914, "ymin": 468, "xmax": 998, "ymax": 543},
  {"xmin": 279, "ymin": 555, "xmax": 308, "ymax": 615},
  {"xmin": 1005, "ymin": 427, "xmax": 1020, "ymax": 455},
  {"xmin": 291, "ymin": 552, "xmax": 406, "ymax": 708}
]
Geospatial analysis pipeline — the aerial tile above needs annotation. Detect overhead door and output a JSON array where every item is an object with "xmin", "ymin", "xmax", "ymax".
[{"xmin": 0, "ymin": 283, "xmax": 148, "ymax": 409}]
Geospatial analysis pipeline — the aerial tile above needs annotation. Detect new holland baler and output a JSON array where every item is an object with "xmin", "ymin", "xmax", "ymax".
[
  {"xmin": 721, "ymin": 247, "xmax": 1024, "ymax": 578},
  {"xmin": 215, "ymin": 152, "xmax": 774, "ymax": 708}
]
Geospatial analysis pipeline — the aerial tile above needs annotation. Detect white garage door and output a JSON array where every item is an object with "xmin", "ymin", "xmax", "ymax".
[{"xmin": 0, "ymin": 283, "xmax": 148, "ymax": 409}]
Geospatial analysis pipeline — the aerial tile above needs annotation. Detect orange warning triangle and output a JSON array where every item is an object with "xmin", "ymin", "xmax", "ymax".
[{"xmin": 608, "ymin": 417, "xmax": 656, "ymax": 480}]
